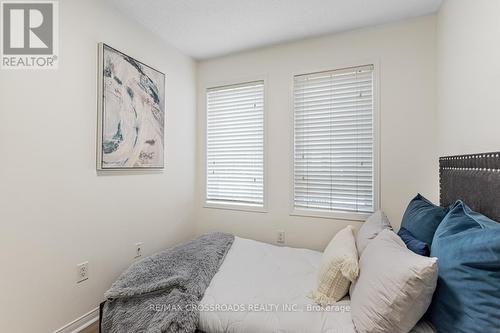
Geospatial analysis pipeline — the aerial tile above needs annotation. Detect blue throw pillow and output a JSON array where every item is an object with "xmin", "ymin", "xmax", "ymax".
[
  {"xmin": 397, "ymin": 227, "xmax": 430, "ymax": 256},
  {"xmin": 400, "ymin": 194, "xmax": 449, "ymax": 246},
  {"xmin": 429, "ymin": 201, "xmax": 500, "ymax": 333}
]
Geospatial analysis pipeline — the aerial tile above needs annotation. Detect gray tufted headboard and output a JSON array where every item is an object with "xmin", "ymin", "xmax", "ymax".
[{"xmin": 439, "ymin": 152, "xmax": 500, "ymax": 222}]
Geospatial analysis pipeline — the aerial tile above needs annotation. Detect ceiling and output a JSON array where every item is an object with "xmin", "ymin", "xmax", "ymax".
[{"xmin": 107, "ymin": 0, "xmax": 442, "ymax": 60}]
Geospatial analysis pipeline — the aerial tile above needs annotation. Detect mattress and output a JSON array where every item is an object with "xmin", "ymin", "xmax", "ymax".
[{"xmin": 198, "ymin": 237, "xmax": 436, "ymax": 333}]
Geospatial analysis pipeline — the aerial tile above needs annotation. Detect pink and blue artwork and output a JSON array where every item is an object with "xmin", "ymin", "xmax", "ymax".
[{"xmin": 98, "ymin": 43, "xmax": 165, "ymax": 170}]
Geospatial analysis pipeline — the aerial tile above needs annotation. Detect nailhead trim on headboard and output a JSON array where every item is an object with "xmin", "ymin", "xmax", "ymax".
[
  {"xmin": 440, "ymin": 152, "xmax": 500, "ymax": 170},
  {"xmin": 441, "ymin": 167, "xmax": 500, "ymax": 171},
  {"xmin": 440, "ymin": 153, "xmax": 500, "ymax": 160}
]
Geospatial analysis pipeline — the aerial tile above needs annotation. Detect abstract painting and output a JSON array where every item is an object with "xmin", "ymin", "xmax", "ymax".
[{"xmin": 97, "ymin": 43, "xmax": 165, "ymax": 169}]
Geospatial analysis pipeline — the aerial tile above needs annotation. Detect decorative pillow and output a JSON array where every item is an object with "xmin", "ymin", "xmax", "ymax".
[
  {"xmin": 400, "ymin": 194, "xmax": 449, "ymax": 246},
  {"xmin": 429, "ymin": 201, "xmax": 500, "ymax": 333},
  {"xmin": 312, "ymin": 225, "xmax": 359, "ymax": 305},
  {"xmin": 351, "ymin": 230, "xmax": 438, "ymax": 333},
  {"xmin": 355, "ymin": 210, "xmax": 392, "ymax": 255},
  {"xmin": 398, "ymin": 227, "xmax": 430, "ymax": 256}
]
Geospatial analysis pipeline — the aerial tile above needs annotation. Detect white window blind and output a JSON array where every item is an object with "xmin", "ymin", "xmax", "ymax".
[
  {"xmin": 206, "ymin": 81, "xmax": 264, "ymax": 207},
  {"xmin": 293, "ymin": 65, "xmax": 375, "ymax": 215}
]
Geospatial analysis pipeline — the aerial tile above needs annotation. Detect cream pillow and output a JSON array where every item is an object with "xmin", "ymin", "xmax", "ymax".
[
  {"xmin": 312, "ymin": 225, "xmax": 359, "ymax": 305},
  {"xmin": 350, "ymin": 229, "xmax": 438, "ymax": 333}
]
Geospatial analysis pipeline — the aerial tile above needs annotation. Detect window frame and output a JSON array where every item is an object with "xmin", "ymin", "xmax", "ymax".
[
  {"xmin": 203, "ymin": 76, "xmax": 268, "ymax": 213},
  {"xmin": 289, "ymin": 62, "xmax": 380, "ymax": 221}
]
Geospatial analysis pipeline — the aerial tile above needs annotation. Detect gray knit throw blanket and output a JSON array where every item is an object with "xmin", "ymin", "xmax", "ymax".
[{"xmin": 101, "ymin": 232, "xmax": 234, "ymax": 333}]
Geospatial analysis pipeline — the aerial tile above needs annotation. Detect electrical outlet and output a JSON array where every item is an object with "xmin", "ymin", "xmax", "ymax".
[
  {"xmin": 277, "ymin": 230, "xmax": 285, "ymax": 245},
  {"xmin": 77, "ymin": 261, "xmax": 89, "ymax": 283},
  {"xmin": 134, "ymin": 242, "xmax": 143, "ymax": 258}
]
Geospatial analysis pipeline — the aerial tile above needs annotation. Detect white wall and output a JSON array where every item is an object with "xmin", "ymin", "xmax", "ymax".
[
  {"xmin": 436, "ymin": 0, "xmax": 500, "ymax": 155},
  {"xmin": 195, "ymin": 16, "xmax": 439, "ymax": 251},
  {"xmin": 0, "ymin": 1, "xmax": 196, "ymax": 332}
]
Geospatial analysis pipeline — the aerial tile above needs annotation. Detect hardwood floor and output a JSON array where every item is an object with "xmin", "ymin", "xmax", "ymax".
[{"xmin": 80, "ymin": 322, "xmax": 98, "ymax": 333}]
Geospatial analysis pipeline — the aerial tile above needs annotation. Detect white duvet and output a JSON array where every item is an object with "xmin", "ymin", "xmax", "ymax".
[
  {"xmin": 198, "ymin": 237, "xmax": 436, "ymax": 333},
  {"xmin": 199, "ymin": 237, "xmax": 355, "ymax": 333}
]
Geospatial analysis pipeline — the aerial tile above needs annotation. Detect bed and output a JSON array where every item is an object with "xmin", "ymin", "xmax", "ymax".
[
  {"xmin": 198, "ymin": 151, "xmax": 500, "ymax": 333},
  {"xmin": 101, "ymin": 151, "xmax": 500, "ymax": 333},
  {"xmin": 198, "ymin": 236, "xmax": 436, "ymax": 333}
]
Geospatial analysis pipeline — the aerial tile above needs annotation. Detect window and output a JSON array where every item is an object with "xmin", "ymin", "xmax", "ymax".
[
  {"xmin": 206, "ymin": 81, "xmax": 265, "ymax": 209},
  {"xmin": 293, "ymin": 65, "xmax": 376, "ymax": 218}
]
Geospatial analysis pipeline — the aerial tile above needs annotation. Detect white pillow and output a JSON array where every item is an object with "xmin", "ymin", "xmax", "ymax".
[
  {"xmin": 312, "ymin": 225, "xmax": 359, "ymax": 305},
  {"xmin": 355, "ymin": 210, "xmax": 392, "ymax": 255},
  {"xmin": 351, "ymin": 229, "xmax": 438, "ymax": 333}
]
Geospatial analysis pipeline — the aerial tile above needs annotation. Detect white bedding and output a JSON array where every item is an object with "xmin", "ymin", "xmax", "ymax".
[{"xmin": 198, "ymin": 236, "xmax": 436, "ymax": 333}]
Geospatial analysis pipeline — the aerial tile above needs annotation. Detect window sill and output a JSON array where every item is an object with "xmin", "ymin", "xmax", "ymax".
[
  {"xmin": 290, "ymin": 208, "xmax": 370, "ymax": 222},
  {"xmin": 204, "ymin": 202, "xmax": 267, "ymax": 213}
]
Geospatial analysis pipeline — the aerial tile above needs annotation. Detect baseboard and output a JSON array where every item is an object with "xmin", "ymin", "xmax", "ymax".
[{"xmin": 52, "ymin": 307, "xmax": 99, "ymax": 333}]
